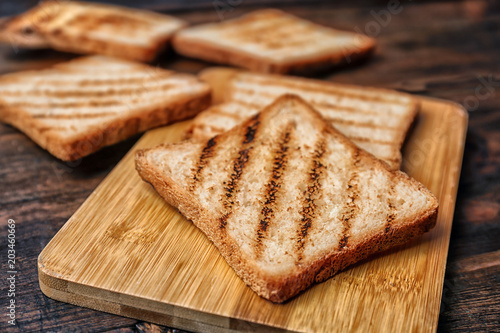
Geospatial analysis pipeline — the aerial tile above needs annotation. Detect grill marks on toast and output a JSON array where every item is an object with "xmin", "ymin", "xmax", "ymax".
[
  {"xmin": 13, "ymin": 100, "xmax": 123, "ymax": 110},
  {"xmin": 0, "ymin": 61, "xmax": 196, "ymax": 137},
  {"xmin": 0, "ymin": 72, "xmax": 176, "ymax": 87},
  {"xmin": 227, "ymin": 98, "xmax": 407, "ymax": 132},
  {"xmin": 255, "ymin": 125, "xmax": 293, "ymax": 257},
  {"xmin": 188, "ymin": 72, "xmax": 417, "ymax": 169},
  {"xmin": 0, "ymin": 56, "xmax": 210, "ymax": 160},
  {"xmin": 189, "ymin": 106, "xmax": 401, "ymax": 164},
  {"xmin": 32, "ymin": 111, "xmax": 118, "ymax": 119},
  {"xmin": 232, "ymin": 87, "xmax": 410, "ymax": 111},
  {"xmin": 1, "ymin": 82, "xmax": 179, "ymax": 99},
  {"xmin": 296, "ymin": 136, "xmax": 327, "ymax": 262},
  {"xmin": 1, "ymin": 1, "xmax": 187, "ymax": 62},
  {"xmin": 338, "ymin": 149, "xmax": 361, "ymax": 250},
  {"xmin": 219, "ymin": 115, "xmax": 261, "ymax": 230},
  {"xmin": 231, "ymin": 88, "xmax": 409, "ymax": 119},
  {"xmin": 243, "ymin": 115, "xmax": 259, "ymax": 144},
  {"xmin": 136, "ymin": 95, "xmax": 439, "ymax": 303},
  {"xmin": 14, "ymin": 85, "xmax": 188, "ymax": 114},
  {"xmin": 198, "ymin": 99, "xmax": 403, "ymax": 134},
  {"xmin": 193, "ymin": 95, "xmax": 403, "ymax": 161},
  {"xmin": 234, "ymin": 76, "xmax": 409, "ymax": 104},
  {"xmin": 191, "ymin": 137, "xmax": 217, "ymax": 190}
]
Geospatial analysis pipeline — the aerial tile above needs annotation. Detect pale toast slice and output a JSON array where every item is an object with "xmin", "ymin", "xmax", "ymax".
[
  {"xmin": 0, "ymin": 1, "xmax": 187, "ymax": 62},
  {"xmin": 187, "ymin": 68, "xmax": 419, "ymax": 170},
  {"xmin": 136, "ymin": 94, "xmax": 438, "ymax": 303},
  {"xmin": 0, "ymin": 55, "xmax": 211, "ymax": 161},
  {"xmin": 172, "ymin": 9, "xmax": 375, "ymax": 74}
]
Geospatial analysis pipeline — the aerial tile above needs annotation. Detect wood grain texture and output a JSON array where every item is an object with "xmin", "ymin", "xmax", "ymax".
[
  {"xmin": 0, "ymin": 1, "xmax": 499, "ymax": 332},
  {"xmin": 37, "ymin": 96, "xmax": 467, "ymax": 333}
]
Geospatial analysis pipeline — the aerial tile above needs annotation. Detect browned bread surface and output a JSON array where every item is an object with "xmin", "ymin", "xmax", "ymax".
[
  {"xmin": 172, "ymin": 9, "xmax": 375, "ymax": 74},
  {"xmin": 188, "ymin": 68, "xmax": 419, "ymax": 170},
  {"xmin": 0, "ymin": 55, "xmax": 211, "ymax": 161},
  {"xmin": 0, "ymin": 1, "xmax": 187, "ymax": 62},
  {"xmin": 136, "ymin": 94, "xmax": 438, "ymax": 303}
]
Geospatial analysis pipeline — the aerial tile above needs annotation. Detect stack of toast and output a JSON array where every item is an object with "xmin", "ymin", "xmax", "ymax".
[
  {"xmin": 0, "ymin": 3, "xmax": 439, "ymax": 303},
  {"xmin": 189, "ymin": 68, "xmax": 418, "ymax": 170},
  {"xmin": 136, "ymin": 95, "xmax": 438, "ymax": 302}
]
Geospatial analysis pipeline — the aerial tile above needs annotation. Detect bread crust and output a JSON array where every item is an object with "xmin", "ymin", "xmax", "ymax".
[{"xmin": 136, "ymin": 95, "xmax": 438, "ymax": 303}]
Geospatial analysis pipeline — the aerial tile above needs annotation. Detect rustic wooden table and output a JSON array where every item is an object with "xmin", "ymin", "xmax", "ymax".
[{"xmin": 0, "ymin": 1, "xmax": 498, "ymax": 332}]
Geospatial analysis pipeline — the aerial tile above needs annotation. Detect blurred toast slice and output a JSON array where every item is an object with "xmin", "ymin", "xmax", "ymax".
[
  {"xmin": 172, "ymin": 9, "xmax": 375, "ymax": 74},
  {"xmin": 0, "ymin": 55, "xmax": 211, "ymax": 161},
  {"xmin": 0, "ymin": 1, "xmax": 187, "ymax": 62},
  {"xmin": 187, "ymin": 68, "xmax": 419, "ymax": 170},
  {"xmin": 136, "ymin": 94, "xmax": 438, "ymax": 303}
]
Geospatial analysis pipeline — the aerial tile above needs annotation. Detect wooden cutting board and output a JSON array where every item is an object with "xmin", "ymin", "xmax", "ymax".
[{"xmin": 38, "ymin": 96, "xmax": 467, "ymax": 333}]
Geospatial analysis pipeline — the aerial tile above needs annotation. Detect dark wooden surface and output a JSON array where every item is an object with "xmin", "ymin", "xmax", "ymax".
[{"xmin": 0, "ymin": 1, "xmax": 499, "ymax": 332}]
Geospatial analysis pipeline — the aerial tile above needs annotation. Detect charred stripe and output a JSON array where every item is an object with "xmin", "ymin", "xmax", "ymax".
[
  {"xmin": 0, "ymin": 75, "xmax": 176, "ymax": 90},
  {"xmin": 256, "ymin": 128, "xmax": 292, "ymax": 255},
  {"xmin": 338, "ymin": 150, "xmax": 361, "ymax": 250},
  {"xmin": 243, "ymin": 114, "xmax": 260, "ymax": 144},
  {"xmin": 233, "ymin": 77, "xmax": 410, "ymax": 106},
  {"xmin": 1, "ymin": 82, "xmax": 178, "ymax": 99},
  {"xmin": 32, "ymin": 111, "xmax": 119, "ymax": 119},
  {"xmin": 219, "ymin": 115, "xmax": 260, "ymax": 229},
  {"xmin": 296, "ymin": 138, "xmax": 326, "ymax": 262},
  {"xmin": 191, "ymin": 137, "xmax": 217, "ymax": 190},
  {"xmin": 231, "ymin": 97, "xmax": 403, "ymax": 118}
]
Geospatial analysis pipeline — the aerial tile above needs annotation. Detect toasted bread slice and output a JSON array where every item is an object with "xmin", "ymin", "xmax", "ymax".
[
  {"xmin": 0, "ymin": 55, "xmax": 211, "ymax": 161},
  {"xmin": 0, "ymin": 1, "xmax": 187, "ymax": 62},
  {"xmin": 172, "ymin": 9, "xmax": 375, "ymax": 74},
  {"xmin": 187, "ymin": 68, "xmax": 418, "ymax": 170},
  {"xmin": 136, "ymin": 95, "xmax": 438, "ymax": 303}
]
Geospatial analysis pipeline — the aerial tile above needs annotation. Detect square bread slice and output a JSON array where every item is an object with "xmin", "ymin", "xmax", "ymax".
[
  {"xmin": 0, "ymin": 1, "xmax": 187, "ymax": 62},
  {"xmin": 0, "ymin": 55, "xmax": 211, "ymax": 161},
  {"xmin": 187, "ymin": 68, "xmax": 419, "ymax": 170},
  {"xmin": 136, "ymin": 94, "xmax": 438, "ymax": 303},
  {"xmin": 172, "ymin": 9, "xmax": 375, "ymax": 74}
]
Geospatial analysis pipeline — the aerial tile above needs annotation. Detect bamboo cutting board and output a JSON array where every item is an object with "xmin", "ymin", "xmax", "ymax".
[{"xmin": 38, "ymin": 96, "xmax": 467, "ymax": 333}]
